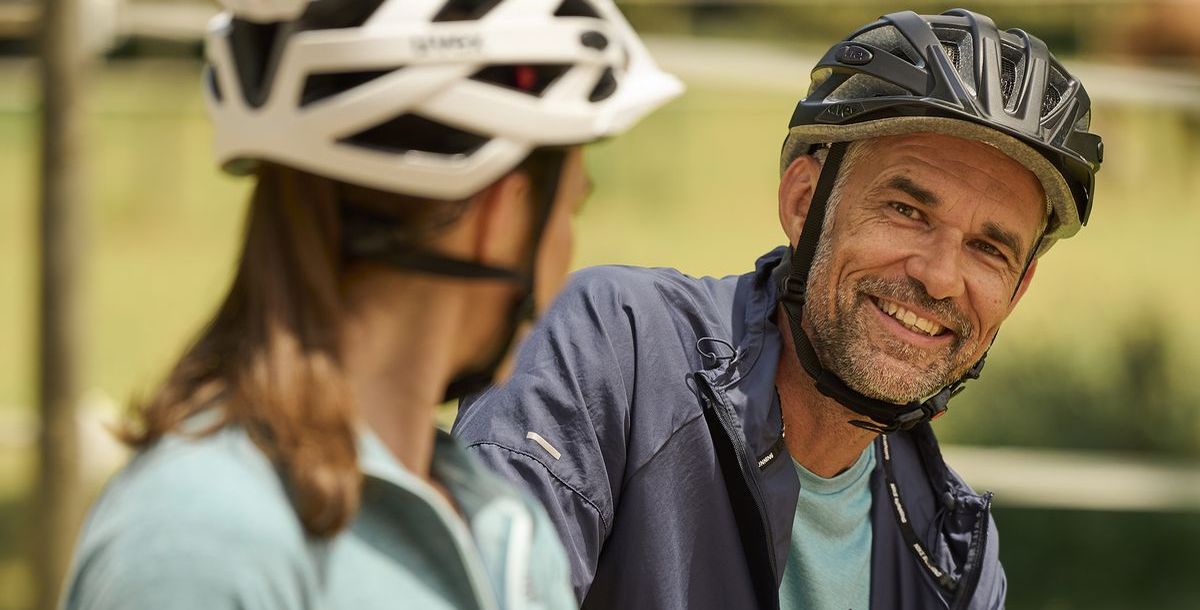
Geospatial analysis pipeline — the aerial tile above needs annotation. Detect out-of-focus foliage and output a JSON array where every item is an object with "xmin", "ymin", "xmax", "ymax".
[
  {"xmin": 945, "ymin": 315, "xmax": 1200, "ymax": 459},
  {"xmin": 996, "ymin": 507, "xmax": 1200, "ymax": 609}
]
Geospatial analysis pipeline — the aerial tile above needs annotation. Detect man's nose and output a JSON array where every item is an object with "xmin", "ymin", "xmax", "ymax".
[{"xmin": 904, "ymin": 230, "xmax": 966, "ymax": 301}]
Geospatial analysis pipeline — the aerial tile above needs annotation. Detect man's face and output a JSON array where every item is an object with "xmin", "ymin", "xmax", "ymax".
[{"xmin": 799, "ymin": 133, "xmax": 1046, "ymax": 402}]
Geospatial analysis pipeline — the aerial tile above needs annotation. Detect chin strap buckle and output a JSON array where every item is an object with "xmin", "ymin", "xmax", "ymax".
[{"xmin": 779, "ymin": 273, "xmax": 807, "ymax": 308}]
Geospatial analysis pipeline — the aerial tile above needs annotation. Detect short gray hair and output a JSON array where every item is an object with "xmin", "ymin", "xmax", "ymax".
[{"xmin": 809, "ymin": 139, "xmax": 876, "ymax": 235}]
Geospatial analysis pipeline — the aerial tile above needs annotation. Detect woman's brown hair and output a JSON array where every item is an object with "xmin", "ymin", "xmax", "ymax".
[{"xmin": 121, "ymin": 163, "xmax": 457, "ymax": 536}]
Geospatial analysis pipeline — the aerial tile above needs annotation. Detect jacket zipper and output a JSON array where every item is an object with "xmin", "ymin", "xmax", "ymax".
[
  {"xmin": 694, "ymin": 373, "xmax": 781, "ymax": 583},
  {"xmin": 950, "ymin": 492, "xmax": 993, "ymax": 610},
  {"xmin": 361, "ymin": 473, "xmax": 501, "ymax": 610}
]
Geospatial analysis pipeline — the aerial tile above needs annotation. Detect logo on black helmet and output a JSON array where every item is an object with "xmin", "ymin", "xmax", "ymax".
[{"xmin": 817, "ymin": 102, "xmax": 866, "ymax": 123}]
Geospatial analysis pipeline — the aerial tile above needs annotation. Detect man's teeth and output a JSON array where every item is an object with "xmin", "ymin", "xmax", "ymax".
[{"xmin": 877, "ymin": 299, "xmax": 945, "ymax": 337}]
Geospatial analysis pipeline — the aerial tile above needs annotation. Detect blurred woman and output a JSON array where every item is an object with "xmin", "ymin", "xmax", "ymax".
[{"xmin": 60, "ymin": 0, "xmax": 680, "ymax": 607}]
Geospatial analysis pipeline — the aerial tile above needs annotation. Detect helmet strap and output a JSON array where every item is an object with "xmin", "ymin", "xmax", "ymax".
[
  {"xmin": 342, "ymin": 148, "xmax": 569, "ymax": 403},
  {"xmin": 778, "ymin": 141, "xmax": 984, "ymax": 433},
  {"xmin": 442, "ymin": 148, "xmax": 566, "ymax": 402}
]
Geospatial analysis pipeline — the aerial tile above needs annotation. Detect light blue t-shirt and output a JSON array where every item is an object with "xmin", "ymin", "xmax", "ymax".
[{"xmin": 778, "ymin": 444, "xmax": 876, "ymax": 610}]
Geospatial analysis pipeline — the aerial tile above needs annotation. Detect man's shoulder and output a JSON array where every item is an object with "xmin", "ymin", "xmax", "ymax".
[{"xmin": 561, "ymin": 263, "xmax": 745, "ymax": 321}]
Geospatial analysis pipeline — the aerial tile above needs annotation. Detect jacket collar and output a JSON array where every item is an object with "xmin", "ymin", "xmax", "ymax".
[
  {"xmin": 358, "ymin": 427, "xmax": 518, "ymax": 519},
  {"xmin": 707, "ymin": 246, "xmax": 790, "ymax": 389}
]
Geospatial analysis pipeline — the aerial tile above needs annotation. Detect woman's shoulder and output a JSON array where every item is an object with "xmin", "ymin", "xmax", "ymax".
[
  {"xmin": 104, "ymin": 424, "xmax": 297, "ymax": 527},
  {"xmin": 63, "ymin": 426, "xmax": 318, "ymax": 610}
]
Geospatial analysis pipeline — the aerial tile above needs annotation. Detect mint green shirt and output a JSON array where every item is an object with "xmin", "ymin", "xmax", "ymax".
[
  {"xmin": 778, "ymin": 445, "xmax": 876, "ymax": 610},
  {"xmin": 61, "ymin": 422, "xmax": 575, "ymax": 610}
]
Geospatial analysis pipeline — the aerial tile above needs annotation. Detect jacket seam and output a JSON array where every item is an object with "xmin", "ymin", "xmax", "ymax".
[
  {"xmin": 621, "ymin": 412, "xmax": 706, "ymax": 490},
  {"xmin": 465, "ymin": 441, "xmax": 611, "ymax": 533}
]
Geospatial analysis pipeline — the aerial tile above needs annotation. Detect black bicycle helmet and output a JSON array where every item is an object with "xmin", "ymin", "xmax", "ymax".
[
  {"xmin": 777, "ymin": 9, "xmax": 1104, "ymax": 432},
  {"xmin": 782, "ymin": 8, "xmax": 1102, "ymax": 252}
]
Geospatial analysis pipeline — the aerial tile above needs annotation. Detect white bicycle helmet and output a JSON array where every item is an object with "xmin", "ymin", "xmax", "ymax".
[{"xmin": 203, "ymin": 0, "xmax": 683, "ymax": 200}]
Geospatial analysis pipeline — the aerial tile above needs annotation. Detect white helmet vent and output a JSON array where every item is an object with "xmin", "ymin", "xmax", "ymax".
[
  {"xmin": 301, "ymin": 68, "xmax": 402, "ymax": 107},
  {"xmin": 341, "ymin": 113, "xmax": 490, "ymax": 156},
  {"xmin": 554, "ymin": 0, "xmax": 601, "ymax": 18},
  {"xmin": 229, "ymin": 20, "xmax": 287, "ymax": 108},
  {"xmin": 588, "ymin": 67, "xmax": 617, "ymax": 101},
  {"xmin": 206, "ymin": 66, "xmax": 223, "ymax": 102},
  {"xmin": 298, "ymin": 0, "xmax": 386, "ymax": 29},
  {"xmin": 433, "ymin": 0, "xmax": 503, "ymax": 22},
  {"xmin": 469, "ymin": 64, "xmax": 571, "ymax": 97}
]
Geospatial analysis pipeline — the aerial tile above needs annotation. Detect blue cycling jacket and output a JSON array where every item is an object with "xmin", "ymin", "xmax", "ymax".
[{"xmin": 454, "ymin": 247, "xmax": 1005, "ymax": 610}]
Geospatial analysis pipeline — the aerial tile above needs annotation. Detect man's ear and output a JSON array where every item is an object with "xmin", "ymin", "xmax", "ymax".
[
  {"xmin": 778, "ymin": 154, "xmax": 822, "ymax": 248},
  {"xmin": 1010, "ymin": 258, "xmax": 1038, "ymax": 307},
  {"xmin": 470, "ymin": 170, "xmax": 532, "ymax": 268}
]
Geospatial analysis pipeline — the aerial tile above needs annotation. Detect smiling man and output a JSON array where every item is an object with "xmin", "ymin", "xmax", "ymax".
[{"xmin": 454, "ymin": 9, "xmax": 1103, "ymax": 610}]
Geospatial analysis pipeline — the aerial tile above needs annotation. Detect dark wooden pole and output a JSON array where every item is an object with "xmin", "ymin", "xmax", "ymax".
[{"xmin": 36, "ymin": 0, "xmax": 88, "ymax": 603}]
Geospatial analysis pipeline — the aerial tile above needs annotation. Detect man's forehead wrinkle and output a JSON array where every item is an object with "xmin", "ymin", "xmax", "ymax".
[
  {"xmin": 861, "ymin": 152, "xmax": 1042, "ymax": 228},
  {"xmin": 881, "ymin": 175, "xmax": 941, "ymax": 207},
  {"xmin": 867, "ymin": 136, "xmax": 1041, "ymax": 204}
]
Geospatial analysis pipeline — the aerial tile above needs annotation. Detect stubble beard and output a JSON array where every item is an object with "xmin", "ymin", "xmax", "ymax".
[{"xmin": 802, "ymin": 239, "xmax": 978, "ymax": 404}]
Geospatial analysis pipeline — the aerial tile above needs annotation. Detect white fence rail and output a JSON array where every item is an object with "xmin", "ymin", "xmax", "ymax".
[
  {"xmin": 2, "ymin": 399, "xmax": 1199, "ymax": 512},
  {"xmin": 943, "ymin": 445, "xmax": 1200, "ymax": 512}
]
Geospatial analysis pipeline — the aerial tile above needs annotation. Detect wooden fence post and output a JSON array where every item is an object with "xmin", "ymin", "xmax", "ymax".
[{"xmin": 35, "ymin": 0, "xmax": 89, "ymax": 603}]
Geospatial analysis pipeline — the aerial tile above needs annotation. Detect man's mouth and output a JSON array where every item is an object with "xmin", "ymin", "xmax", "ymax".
[{"xmin": 871, "ymin": 296, "xmax": 948, "ymax": 337}]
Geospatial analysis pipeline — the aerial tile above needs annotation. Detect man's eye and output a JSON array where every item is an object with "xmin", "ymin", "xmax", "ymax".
[
  {"xmin": 972, "ymin": 240, "xmax": 1006, "ymax": 260},
  {"xmin": 888, "ymin": 202, "xmax": 922, "ymax": 221}
]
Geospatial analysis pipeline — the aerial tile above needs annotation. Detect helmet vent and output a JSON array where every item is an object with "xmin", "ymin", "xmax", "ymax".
[
  {"xmin": 340, "ymin": 113, "xmax": 489, "ymax": 156},
  {"xmin": 554, "ymin": 0, "xmax": 601, "ymax": 18},
  {"xmin": 932, "ymin": 27, "xmax": 974, "ymax": 92},
  {"xmin": 1000, "ymin": 59, "xmax": 1016, "ymax": 102},
  {"xmin": 301, "ymin": 68, "xmax": 403, "ymax": 107},
  {"xmin": 852, "ymin": 25, "xmax": 918, "ymax": 65},
  {"xmin": 940, "ymin": 41, "xmax": 960, "ymax": 70},
  {"xmin": 228, "ymin": 19, "xmax": 286, "ymax": 108},
  {"xmin": 588, "ymin": 67, "xmax": 617, "ymax": 102},
  {"xmin": 999, "ymin": 45, "xmax": 1026, "ymax": 112},
  {"xmin": 1073, "ymin": 109, "xmax": 1091, "ymax": 132},
  {"xmin": 205, "ymin": 65, "xmax": 223, "ymax": 102},
  {"xmin": 296, "ymin": 0, "xmax": 386, "ymax": 31},
  {"xmin": 432, "ymin": 0, "xmax": 503, "ymax": 22},
  {"xmin": 1042, "ymin": 84, "xmax": 1062, "ymax": 117},
  {"xmin": 826, "ymin": 74, "xmax": 907, "ymax": 102},
  {"xmin": 470, "ymin": 64, "xmax": 570, "ymax": 96},
  {"xmin": 1042, "ymin": 66, "xmax": 1070, "ymax": 118}
]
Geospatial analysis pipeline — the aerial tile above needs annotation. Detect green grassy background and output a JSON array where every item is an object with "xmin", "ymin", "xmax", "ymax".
[{"xmin": 2, "ymin": 57, "xmax": 1199, "ymax": 608}]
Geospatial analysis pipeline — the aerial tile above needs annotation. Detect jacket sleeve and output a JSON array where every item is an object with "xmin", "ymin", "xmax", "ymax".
[{"xmin": 453, "ymin": 268, "xmax": 639, "ymax": 602}]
